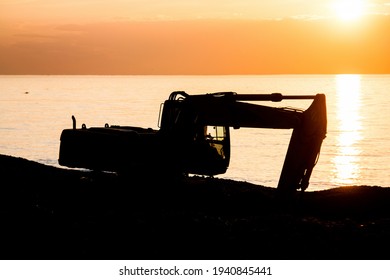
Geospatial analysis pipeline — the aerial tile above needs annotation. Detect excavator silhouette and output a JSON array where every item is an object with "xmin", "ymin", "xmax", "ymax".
[{"xmin": 59, "ymin": 91, "xmax": 327, "ymax": 195}]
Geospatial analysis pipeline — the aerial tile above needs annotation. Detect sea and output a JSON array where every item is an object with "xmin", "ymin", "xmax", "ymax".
[{"xmin": 1, "ymin": 74, "xmax": 389, "ymax": 191}]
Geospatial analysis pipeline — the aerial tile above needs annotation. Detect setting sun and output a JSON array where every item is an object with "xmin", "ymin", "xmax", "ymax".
[{"xmin": 333, "ymin": 0, "xmax": 365, "ymax": 21}]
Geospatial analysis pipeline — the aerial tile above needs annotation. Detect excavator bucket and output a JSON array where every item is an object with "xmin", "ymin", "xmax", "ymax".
[{"xmin": 277, "ymin": 94, "xmax": 327, "ymax": 195}]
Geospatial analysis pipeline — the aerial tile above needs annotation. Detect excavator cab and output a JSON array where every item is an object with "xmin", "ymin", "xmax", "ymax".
[{"xmin": 158, "ymin": 91, "xmax": 231, "ymax": 176}]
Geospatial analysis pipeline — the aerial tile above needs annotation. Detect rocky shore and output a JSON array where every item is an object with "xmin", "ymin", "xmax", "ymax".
[{"xmin": 1, "ymin": 154, "xmax": 390, "ymax": 260}]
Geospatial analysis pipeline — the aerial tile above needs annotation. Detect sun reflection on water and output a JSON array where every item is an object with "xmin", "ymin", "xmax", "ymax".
[{"xmin": 332, "ymin": 74, "xmax": 362, "ymax": 185}]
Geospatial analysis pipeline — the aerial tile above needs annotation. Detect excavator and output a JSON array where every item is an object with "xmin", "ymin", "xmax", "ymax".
[{"xmin": 58, "ymin": 91, "xmax": 327, "ymax": 195}]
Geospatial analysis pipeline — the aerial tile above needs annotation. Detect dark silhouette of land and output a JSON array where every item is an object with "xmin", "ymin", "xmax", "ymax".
[{"xmin": 1, "ymin": 154, "xmax": 390, "ymax": 260}]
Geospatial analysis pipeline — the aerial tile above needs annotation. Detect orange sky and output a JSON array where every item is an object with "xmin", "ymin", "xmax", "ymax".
[{"xmin": 1, "ymin": 0, "xmax": 390, "ymax": 74}]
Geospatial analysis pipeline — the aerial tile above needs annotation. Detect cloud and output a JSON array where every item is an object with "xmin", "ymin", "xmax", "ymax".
[
  {"xmin": 290, "ymin": 14, "xmax": 328, "ymax": 21},
  {"xmin": 1, "ymin": 16, "xmax": 389, "ymax": 74},
  {"xmin": 0, "ymin": 0, "xmax": 352, "ymax": 22}
]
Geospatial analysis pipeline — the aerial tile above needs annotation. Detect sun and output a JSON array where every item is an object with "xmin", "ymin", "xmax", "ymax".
[{"xmin": 332, "ymin": 0, "xmax": 365, "ymax": 21}]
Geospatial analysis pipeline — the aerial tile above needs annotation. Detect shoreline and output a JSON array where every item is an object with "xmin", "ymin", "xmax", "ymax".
[{"xmin": 1, "ymin": 153, "xmax": 390, "ymax": 260}]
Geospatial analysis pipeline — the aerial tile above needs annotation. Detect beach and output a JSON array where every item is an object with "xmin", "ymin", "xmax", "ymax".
[{"xmin": 1, "ymin": 153, "xmax": 390, "ymax": 260}]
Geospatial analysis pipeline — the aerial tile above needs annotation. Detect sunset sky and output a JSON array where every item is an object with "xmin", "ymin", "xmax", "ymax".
[{"xmin": 1, "ymin": 0, "xmax": 390, "ymax": 74}]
